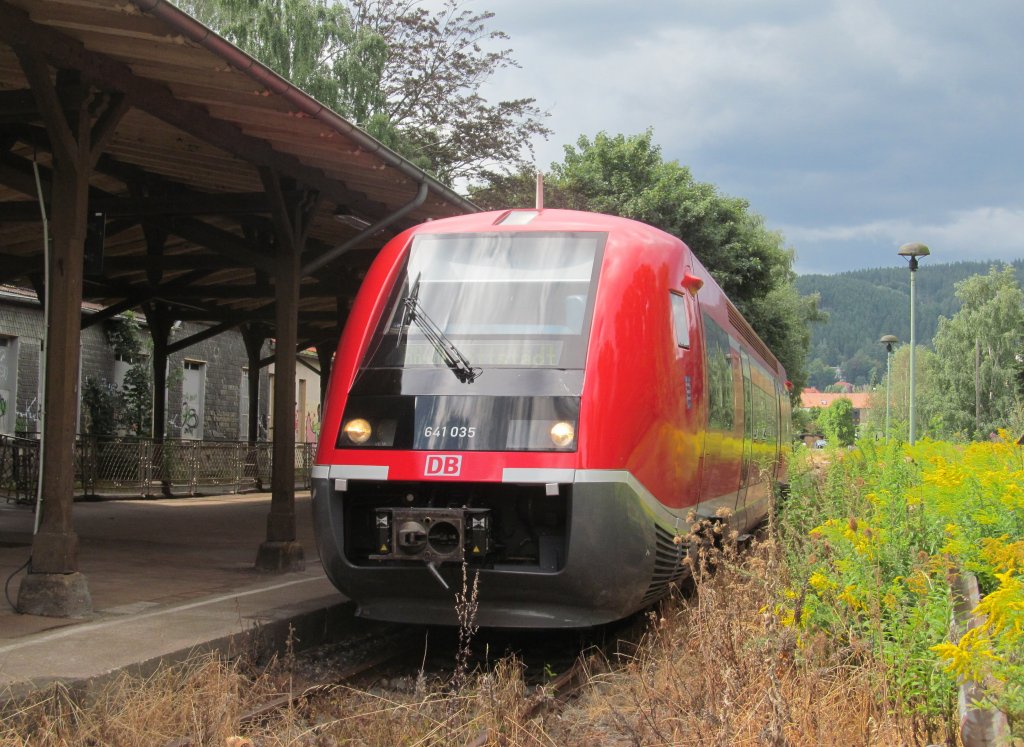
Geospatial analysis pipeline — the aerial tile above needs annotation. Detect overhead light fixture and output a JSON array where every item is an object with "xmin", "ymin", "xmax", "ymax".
[
  {"xmin": 897, "ymin": 241, "xmax": 930, "ymax": 260},
  {"xmin": 333, "ymin": 206, "xmax": 371, "ymax": 230}
]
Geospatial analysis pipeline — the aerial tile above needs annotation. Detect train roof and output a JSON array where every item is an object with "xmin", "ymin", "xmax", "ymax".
[
  {"xmin": 420, "ymin": 208, "xmax": 668, "ymax": 234},
  {"xmin": 412, "ymin": 208, "xmax": 786, "ymax": 380}
]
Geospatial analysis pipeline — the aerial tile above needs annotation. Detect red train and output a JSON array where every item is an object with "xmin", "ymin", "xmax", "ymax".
[{"xmin": 312, "ymin": 208, "xmax": 792, "ymax": 628}]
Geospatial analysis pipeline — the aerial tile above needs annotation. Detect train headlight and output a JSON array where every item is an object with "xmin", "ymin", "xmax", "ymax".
[
  {"xmin": 549, "ymin": 421, "xmax": 575, "ymax": 448},
  {"xmin": 343, "ymin": 418, "xmax": 373, "ymax": 445}
]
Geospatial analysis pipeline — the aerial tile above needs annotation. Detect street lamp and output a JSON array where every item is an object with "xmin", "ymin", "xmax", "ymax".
[
  {"xmin": 898, "ymin": 242, "xmax": 930, "ymax": 445},
  {"xmin": 879, "ymin": 334, "xmax": 899, "ymax": 441}
]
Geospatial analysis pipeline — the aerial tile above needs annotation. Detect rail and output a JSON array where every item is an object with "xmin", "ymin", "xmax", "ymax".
[
  {"xmin": 1, "ymin": 435, "xmax": 315, "ymax": 503},
  {"xmin": 164, "ymin": 625, "xmax": 419, "ymax": 747}
]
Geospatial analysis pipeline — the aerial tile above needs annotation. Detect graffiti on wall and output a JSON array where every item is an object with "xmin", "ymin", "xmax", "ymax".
[{"xmin": 180, "ymin": 399, "xmax": 199, "ymax": 435}]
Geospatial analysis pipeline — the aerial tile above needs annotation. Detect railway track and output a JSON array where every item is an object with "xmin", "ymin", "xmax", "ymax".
[
  {"xmin": 162, "ymin": 624, "xmax": 420, "ymax": 747},
  {"xmin": 163, "ymin": 607, "xmax": 656, "ymax": 746}
]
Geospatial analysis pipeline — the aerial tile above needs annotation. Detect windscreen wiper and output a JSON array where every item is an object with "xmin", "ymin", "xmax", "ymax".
[
  {"xmin": 403, "ymin": 289, "xmax": 481, "ymax": 384},
  {"xmin": 397, "ymin": 273, "xmax": 421, "ymax": 345}
]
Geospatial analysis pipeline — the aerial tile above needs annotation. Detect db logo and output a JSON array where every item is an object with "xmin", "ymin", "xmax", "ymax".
[{"xmin": 425, "ymin": 454, "xmax": 462, "ymax": 476}]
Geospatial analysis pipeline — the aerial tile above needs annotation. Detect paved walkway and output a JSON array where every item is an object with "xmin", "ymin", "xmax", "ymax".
[{"xmin": 0, "ymin": 492, "xmax": 351, "ymax": 698}]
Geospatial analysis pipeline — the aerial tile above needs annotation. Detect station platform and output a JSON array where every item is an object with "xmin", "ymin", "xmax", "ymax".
[{"xmin": 0, "ymin": 491, "xmax": 352, "ymax": 700}]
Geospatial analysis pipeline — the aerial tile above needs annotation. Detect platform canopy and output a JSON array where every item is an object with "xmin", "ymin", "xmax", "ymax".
[{"xmin": 0, "ymin": 0, "xmax": 477, "ymax": 346}]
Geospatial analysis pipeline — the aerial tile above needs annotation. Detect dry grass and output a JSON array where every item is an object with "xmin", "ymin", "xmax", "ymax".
[
  {"xmin": 540, "ymin": 535, "xmax": 937, "ymax": 746},
  {"xmin": 1, "ymin": 538, "xmax": 944, "ymax": 746},
  {"xmin": 0, "ymin": 653, "xmax": 275, "ymax": 746}
]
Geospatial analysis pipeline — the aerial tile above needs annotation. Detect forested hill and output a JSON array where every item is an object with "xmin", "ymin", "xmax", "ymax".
[{"xmin": 795, "ymin": 259, "xmax": 1024, "ymax": 387}]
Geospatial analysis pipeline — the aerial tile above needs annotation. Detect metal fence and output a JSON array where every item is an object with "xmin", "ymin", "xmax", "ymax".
[
  {"xmin": 0, "ymin": 434, "xmax": 40, "ymax": 504},
  {"xmin": 1, "ymin": 436, "xmax": 315, "ymax": 503}
]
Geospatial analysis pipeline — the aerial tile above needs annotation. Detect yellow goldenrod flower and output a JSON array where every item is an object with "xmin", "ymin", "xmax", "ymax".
[
  {"xmin": 931, "ymin": 627, "xmax": 1000, "ymax": 681},
  {"xmin": 973, "ymin": 571, "xmax": 1024, "ymax": 637},
  {"xmin": 808, "ymin": 572, "xmax": 837, "ymax": 593}
]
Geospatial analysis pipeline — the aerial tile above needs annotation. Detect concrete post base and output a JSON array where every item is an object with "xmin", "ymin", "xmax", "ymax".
[
  {"xmin": 255, "ymin": 541, "xmax": 306, "ymax": 572},
  {"xmin": 17, "ymin": 572, "xmax": 93, "ymax": 618}
]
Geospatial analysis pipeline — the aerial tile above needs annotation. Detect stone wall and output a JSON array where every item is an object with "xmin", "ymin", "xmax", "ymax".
[
  {"xmin": 165, "ymin": 321, "xmax": 271, "ymax": 441},
  {"xmin": 0, "ymin": 293, "xmax": 272, "ymax": 440}
]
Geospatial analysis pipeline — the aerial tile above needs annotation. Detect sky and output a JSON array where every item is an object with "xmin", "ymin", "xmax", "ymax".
[{"xmin": 472, "ymin": 0, "xmax": 1024, "ymax": 275}]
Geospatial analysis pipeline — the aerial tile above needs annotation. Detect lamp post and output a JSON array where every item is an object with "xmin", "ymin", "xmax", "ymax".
[
  {"xmin": 879, "ymin": 334, "xmax": 898, "ymax": 441},
  {"xmin": 898, "ymin": 242, "xmax": 929, "ymax": 445}
]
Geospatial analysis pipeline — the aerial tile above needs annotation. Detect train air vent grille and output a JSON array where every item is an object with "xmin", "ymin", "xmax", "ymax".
[
  {"xmin": 726, "ymin": 304, "xmax": 780, "ymax": 373},
  {"xmin": 639, "ymin": 523, "xmax": 687, "ymax": 606}
]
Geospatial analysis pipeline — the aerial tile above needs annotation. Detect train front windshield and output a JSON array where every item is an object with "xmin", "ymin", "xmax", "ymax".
[{"xmin": 364, "ymin": 232, "xmax": 605, "ymax": 373}]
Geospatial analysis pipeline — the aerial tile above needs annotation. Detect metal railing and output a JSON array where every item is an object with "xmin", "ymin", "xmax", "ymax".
[
  {"xmin": 1, "ymin": 435, "xmax": 315, "ymax": 502},
  {"xmin": 0, "ymin": 434, "xmax": 40, "ymax": 504}
]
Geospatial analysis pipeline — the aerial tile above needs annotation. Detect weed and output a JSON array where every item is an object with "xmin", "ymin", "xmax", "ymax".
[
  {"xmin": 452, "ymin": 560, "xmax": 481, "ymax": 694},
  {"xmin": 5, "ymin": 445, "xmax": 982, "ymax": 745},
  {"xmin": 779, "ymin": 435, "xmax": 1024, "ymax": 739},
  {"xmin": 0, "ymin": 654, "xmax": 267, "ymax": 747}
]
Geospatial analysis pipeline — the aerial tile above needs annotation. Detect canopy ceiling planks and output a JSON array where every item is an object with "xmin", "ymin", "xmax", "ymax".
[{"xmin": 0, "ymin": 0, "xmax": 476, "ymax": 344}]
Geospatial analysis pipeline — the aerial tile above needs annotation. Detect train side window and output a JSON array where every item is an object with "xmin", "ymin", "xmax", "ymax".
[
  {"xmin": 702, "ymin": 313, "xmax": 735, "ymax": 431},
  {"xmin": 670, "ymin": 292, "xmax": 690, "ymax": 348}
]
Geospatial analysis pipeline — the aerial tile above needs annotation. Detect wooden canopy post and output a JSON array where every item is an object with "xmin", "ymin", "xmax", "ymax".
[
  {"xmin": 141, "ymin": 220, "xmax": 171, "ymax": 453},
  {"xmin": 15, "ymin": 62, "xmax": 124, "ymax": 616},
  {"xmin": 145, "ymin": 303, "xmax": 172, "ymax": 441},
  {"xmin": 242, "ymin": 324, "xmax": 266, "ymax": 444},
  {"xmin": 242, "ymin": 323, "xmax": 266, "ymax": 490},
  {"xmin": 255, "ymin": 169, "xmax": 320, "ymax": 572},
  {"xmin": 144, "ymin": 302, "xmax": 174, "ymax": 496}
]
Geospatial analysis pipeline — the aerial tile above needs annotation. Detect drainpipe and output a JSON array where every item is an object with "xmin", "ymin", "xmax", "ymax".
[
  {"xmin": 301, "ymin": 181, "xmax": 427, "ymax": 277},
  {"xmin": 131, "ymin": 0, "xmax": 477, "ymax": 216}
]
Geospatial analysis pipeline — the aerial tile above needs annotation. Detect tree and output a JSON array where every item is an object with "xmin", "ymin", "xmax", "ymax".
[
  {"xmin": 120, "ymin": 362, "xmax": 154, "ymax": 437},
  {"xmin": 470, "ymin": 131, "xmax": 824, "ymax": 392},
  {"xmin": 82, "ymin": 314, "xmax": 154, "ymax": 437},
  {"xmin": 931, "ymin": 265, "xmax": 1024, "ymax": 439},
  {"xmin": 806, "ymin": 357, "xmax": 838, "ymax": 390},
  {"xmin": 818, "ymin": 397, "xmax": 856, "ymax": 446},
  {"xmin": 791, "ymin": 405, "xmax": 816, "ymax": 437},
  {"xmin": 841, "ymin": 350, "xmax": 879, "ymax": 387},
  {"xmin": 346, "ymin": 0, "xmax": 549, "ymax": 183},
  {"xmin": 82, "ymin": 378, "xmax": 119, "ymax": 436},
  {"xmin": 180, "ymin": 0, "xmax": 548, "ymax": 184}
]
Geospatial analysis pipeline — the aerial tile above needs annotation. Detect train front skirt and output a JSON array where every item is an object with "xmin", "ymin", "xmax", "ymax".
[{"xmin": 310, "ymin": 466, "xmax": 691, "ymax": 628}]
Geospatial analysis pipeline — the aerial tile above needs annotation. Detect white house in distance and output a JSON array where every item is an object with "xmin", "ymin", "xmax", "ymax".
[{"xmin": 799, "ymin": 387, "xmax": 873, "ymax": 427}]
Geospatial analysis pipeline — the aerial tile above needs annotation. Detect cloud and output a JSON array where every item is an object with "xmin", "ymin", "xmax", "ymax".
[
  {"xmin": 782, "ymin": 206, "xmax": 1024, "ymax": 250},
  {"xmin": 473, "ymin": 0, "xmax": 1024, "ymax": 273},
  {"xmin": 783, "ymin": 205, "xmax": 1024, "ymax": 273},
  {"xmin": 492, "ymin": 1, "xmax": 966, "ymax": 151}
]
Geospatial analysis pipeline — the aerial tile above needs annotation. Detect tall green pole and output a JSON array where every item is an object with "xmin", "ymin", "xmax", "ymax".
[
  {"xmin": 880, "ymin": 335, "xmax": 898, "ymax": 442},
  {"xmin": 885, "ymin": 348, "xmax": 892, "ymax": 440},
  {"xmin": 909, "ymin": 261, "xmax": 918, "ymax": 445},
  {"xmin": 898, "ymin": 243, "xmax": 929, "ymax": 446}
]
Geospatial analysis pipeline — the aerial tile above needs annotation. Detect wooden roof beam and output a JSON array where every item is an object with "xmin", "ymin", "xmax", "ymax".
[
  {"xmin": 138, "ymin": 283, "xmax": 336, "ymax": 300},
  {"xmin": 81, "ymin": 268, "xmax": 216, "ymax": 328},
  {"xmin": 0, "ymin": 148, "xmax": 276, "ymax": 273},
  {"xmin": 0, "ymin": 192, "xmax": 279, "ymax": 220},
  {"xmin": 0, "ymin": 1, "xmax": 394, "ymax": 221}
]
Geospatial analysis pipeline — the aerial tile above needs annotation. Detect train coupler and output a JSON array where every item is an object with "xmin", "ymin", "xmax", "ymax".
[{"xmin": 370, "ymin": 507, "xmax": 491, "ymax": 564}]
